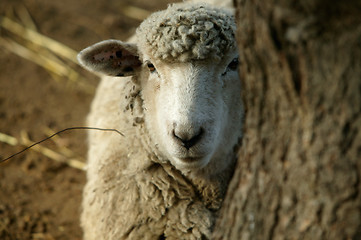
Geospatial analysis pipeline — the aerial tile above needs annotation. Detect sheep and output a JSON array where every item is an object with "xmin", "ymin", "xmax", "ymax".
[{"xmin": 77, "ymin": 2, "xmax": 243, "ymax": 240}]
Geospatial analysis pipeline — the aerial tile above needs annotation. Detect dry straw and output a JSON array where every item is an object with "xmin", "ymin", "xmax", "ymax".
[
  {"xmin": 0, "ymin": 5, "xmax": 90, "ymax": 169},
  {"xmin": 0, "ymin": 4, "xmax": 141, "ymax": 169},
  {"xmin": 0, "ymin": 13, "xmax": 95, "ymax": 93},
  {"xmin": 0, "ymin": 131, "xmax": 86, "ymax": 171}
]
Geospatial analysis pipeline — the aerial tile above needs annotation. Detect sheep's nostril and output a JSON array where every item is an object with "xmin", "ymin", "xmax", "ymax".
[{"xmin": 172, "ymin": 128, "xmax": 204, "ymax": 149}]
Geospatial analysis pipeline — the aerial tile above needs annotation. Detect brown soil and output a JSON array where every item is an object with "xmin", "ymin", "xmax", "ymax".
[{"xmin": 0, "ymin": 0, "xmax": 173, "ymax": 239}]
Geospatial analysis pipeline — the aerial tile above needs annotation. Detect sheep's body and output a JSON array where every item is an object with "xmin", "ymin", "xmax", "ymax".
[
  {"xmin": 79, "ymin": 2, "xmax": 243, "ymax": 240},
  {"xmin": 84, "ymin": 77, "xmax": 236, "ymax": 239}
]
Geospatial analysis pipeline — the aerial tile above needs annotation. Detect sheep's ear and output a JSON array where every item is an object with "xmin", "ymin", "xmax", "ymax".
[{"xmin": 77, "ymin": 40, "xmax": 142, "ymax": 77}]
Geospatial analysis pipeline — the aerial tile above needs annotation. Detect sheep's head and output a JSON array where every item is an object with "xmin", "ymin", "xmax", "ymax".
[{"xmin": 78, "ymin": 3, "xmax": 243, "ymax": 174}]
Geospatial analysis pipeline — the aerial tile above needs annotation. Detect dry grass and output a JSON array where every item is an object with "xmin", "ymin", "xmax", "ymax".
[
  {"xmin": 0, "ymin": 3, "xmax": 150, "ymax": 92},
  {"xmin": 119, "ymin": 4, "xmax": 151, "ymax": 20},
  {"xmin": 0, "ymin": 14, "xmax": 95, "ymax": 94},
  {"xmin": 0, "ymin": 3, "xmax": 148, "ymax": 170},
  {"xmin": 0, "ymin": 5, "xmax": 94, "ymax": 169},
  {"xmin": 0, "ymin": 131, "xmax": 86, "ymax": 171}
]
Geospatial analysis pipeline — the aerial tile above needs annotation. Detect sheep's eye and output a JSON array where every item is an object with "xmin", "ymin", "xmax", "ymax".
[
  {"xmin": 147, "ymin": 63, "xmax": 156, "ymax": 73},
  {"xmin": 228, "ymin": 58, "xmax": 239, "ymax": 71}
]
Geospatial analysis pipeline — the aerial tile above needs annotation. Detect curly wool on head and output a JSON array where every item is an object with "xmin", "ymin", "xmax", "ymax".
[{"xmin": 136, "ymin": 3, "xmax": 236, "ymax": 62}]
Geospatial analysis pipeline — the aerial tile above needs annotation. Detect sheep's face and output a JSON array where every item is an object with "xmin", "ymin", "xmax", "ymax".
[
  {"xmin": 77, "ymin": 39, "xmax": 242, "ymax": 173},
  {"xmin": 77, "ymin": 3, "xmax": 243, "ymax": 173},
  {"xmin": 140, "ymin": 54, "xmax": 242, "ymax": 171}
]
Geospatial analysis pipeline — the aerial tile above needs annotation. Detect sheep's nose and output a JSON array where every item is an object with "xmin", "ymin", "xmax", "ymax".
[{"xmin": 172, "ymin": 127, "xmax": 204, "ymax": 149}]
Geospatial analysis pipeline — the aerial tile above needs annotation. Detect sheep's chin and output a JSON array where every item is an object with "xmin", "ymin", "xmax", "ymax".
[{"xmin": 170, "ymin": 155, "xmax": 211, "ymax": 170}]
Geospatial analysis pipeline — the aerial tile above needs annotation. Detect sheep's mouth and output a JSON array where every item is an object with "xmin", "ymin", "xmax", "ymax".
[
  {"xmin": 179, "ymin": 157, "xmax": 203, "ymax": 163},
  {"xmin": 171, "ymin": 154, "xmax": 211, "ymax": 169}
]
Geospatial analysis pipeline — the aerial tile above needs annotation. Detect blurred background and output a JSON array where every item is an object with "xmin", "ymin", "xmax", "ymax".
[{"xmin": 0, "ymin": 0, "xmax": 175, "ymax": 239}]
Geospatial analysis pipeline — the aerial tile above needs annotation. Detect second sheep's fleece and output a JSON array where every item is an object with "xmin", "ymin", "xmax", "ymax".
[{"xmin": 78, "ymin": 2, "xmax": 243, "ymax": 240}]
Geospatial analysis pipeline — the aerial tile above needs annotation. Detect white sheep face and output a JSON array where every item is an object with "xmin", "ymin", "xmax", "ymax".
[
  {"xmin": 140, "ymin": 54, "xmax": 241, "ymax": 170},
  {"xmin": 78, "ymin": 39, "xmax": 242, "ymax": 173}
]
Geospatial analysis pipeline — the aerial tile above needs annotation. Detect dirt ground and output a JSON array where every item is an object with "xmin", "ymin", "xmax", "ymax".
[{"xmin": 0, "ymin": 0, "xmax": 174, "ymax": 239}]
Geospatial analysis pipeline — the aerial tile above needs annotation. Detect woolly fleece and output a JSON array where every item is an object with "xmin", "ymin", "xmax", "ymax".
[{"xmin": 136, "ymin": 3, "xmax": 236, "ymax": 62}]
